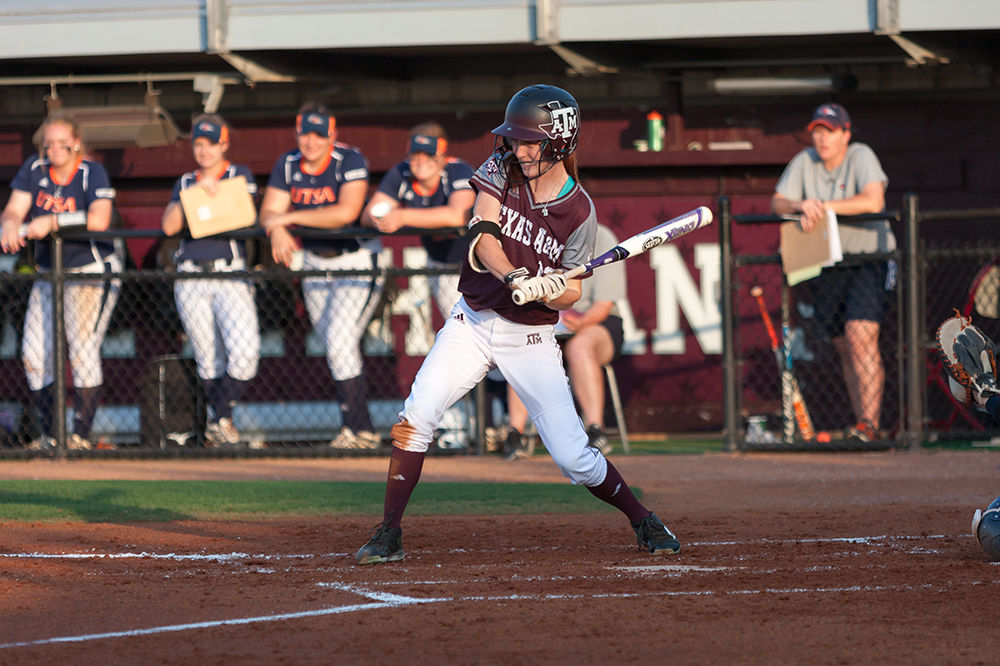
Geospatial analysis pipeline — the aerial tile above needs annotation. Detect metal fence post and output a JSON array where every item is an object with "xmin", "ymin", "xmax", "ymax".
[
  {"xmin": 52, "ymin": 233, "xmax": 67, "ymax": 456},
  {"xmin": 718, "ymin": 197, "xmax": 739, "ymax": 452},
  {"xmin": 903, "ymin": 192, "xmax": 923, "ymax": 448},
  {"xmin": 474, "ymin": 381, "xmax": 486, "ymax": 455}
]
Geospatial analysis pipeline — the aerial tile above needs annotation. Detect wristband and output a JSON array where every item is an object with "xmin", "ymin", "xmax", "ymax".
[{"xmin": 56, "ymin": 211, "xmax": 87, "ymax": 228}]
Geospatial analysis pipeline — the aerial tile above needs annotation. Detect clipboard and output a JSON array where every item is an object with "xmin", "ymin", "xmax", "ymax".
[
  {"xmin": 180, "ymin": 175, "xmax": 257, "ymax": 239},
  {"xmin": 779, "ymin": 209, "xmax": 843, "ymax": 286}
]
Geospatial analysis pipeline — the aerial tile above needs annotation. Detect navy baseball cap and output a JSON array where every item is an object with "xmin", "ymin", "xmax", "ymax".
[
  {"xmin": 191, "ymin": 119, "xmax": 228, "ymax": 144},
  {"xmin": 807, "ymin": 103, "xmax": 851, "ymax": 131},
  {"xmin": 409, "ymin": 133, "xmax": 446, "ymax": 156},
  {"xmin": 296, "ymin": 111, "xmax": 335, "ymax": 137}
]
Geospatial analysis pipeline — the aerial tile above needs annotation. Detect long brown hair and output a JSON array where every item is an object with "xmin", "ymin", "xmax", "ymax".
[{"xmin": 562, "ymin": 153, "xmax": 579, "ymax": 182}]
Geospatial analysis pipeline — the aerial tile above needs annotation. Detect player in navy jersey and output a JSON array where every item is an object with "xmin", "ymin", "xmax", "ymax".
[
  {"xmin": 356, "ymin": 85, "xmax": 681, "ymax": 564},
  {"xmin": 0, "ymin": 111, "xmax": 121, "ymax": 451},
  {"xmin": 162, "ymin": 114, "xmax": 261, "ymax": 447},
  {"xmin": 362, "ymin": 122, "xmax": 474, "ymax": 321},
  {"xmin": 260, "ymin": 103, "xmax": 384, "ymax": 449}
]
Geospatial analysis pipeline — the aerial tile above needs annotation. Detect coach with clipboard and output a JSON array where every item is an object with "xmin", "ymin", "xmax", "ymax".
[
  {"xmin": 161, "ymin": 114, "xmax": 261, "ymax": 448},
  {"xmin": 771, "ymin": 102, "xmax": 893, "ymax": 444}
]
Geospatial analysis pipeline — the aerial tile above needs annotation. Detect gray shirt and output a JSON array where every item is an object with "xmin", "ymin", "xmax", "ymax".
[
  {"xmin": 775, "ymin": 142, "xmax": 894, "ymax": 254},
  {"xmin": 577, "ymin": 223, "xmax": 627, "ymax": 318}
]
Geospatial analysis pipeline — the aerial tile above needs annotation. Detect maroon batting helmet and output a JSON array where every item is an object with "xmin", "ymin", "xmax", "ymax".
[{"xmin": 492, "ymin": 84, "xmax": 580, "ymax": 163}]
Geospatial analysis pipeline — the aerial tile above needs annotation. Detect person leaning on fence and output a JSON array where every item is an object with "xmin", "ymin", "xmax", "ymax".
[
  {"xmin": 0, "ymin": 111, "xmax": 121, "ymax": 451},
  {"xmin": 259, "ymin": 103, "xmax": 384, "ymax": 450},
  {"xmin": 361, "ymin": 122, "xmax": 475, "ymax": 321},
  {"xmin": 504, "ymin": 221, "xmax": 627, "ymax": 460},
  {"xmin": 161, "ymin": 114, "xmax": 261, "ymax": 448},
  {"xmin": 770, "ymin": 102, "xmax": 894, "ymax": 443}
]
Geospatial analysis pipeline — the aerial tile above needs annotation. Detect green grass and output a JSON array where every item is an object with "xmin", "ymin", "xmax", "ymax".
[
  {"xmin": 613, "ymin": 436, "xmax": 726, "ymax": 455},
  {"xmin": 0, "ymin": 480, "xmax": 622, "ymax": 523},
  {"xmin": 527, "ymin": 435, "xmax": 726, "ymax": 456}
]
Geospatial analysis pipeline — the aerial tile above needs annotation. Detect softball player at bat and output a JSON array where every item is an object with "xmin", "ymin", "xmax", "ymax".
[
  {"xmin": 161, "ymin": 115, "xmax": 261, "ymax": 447},
  {"xmin": 361, "ymin": 122, "xmax": 475, "ymax": 321},
  {"xmin": 260, "ymin": 103, "xmax": 384, "ymax": 450},
  {"xmin": 356, "ymin": 84, "xmax": 681, "ymax": 564},
  {"xmin": 0, "ymin": 111, "xmax": 121, "ymax": 451}
]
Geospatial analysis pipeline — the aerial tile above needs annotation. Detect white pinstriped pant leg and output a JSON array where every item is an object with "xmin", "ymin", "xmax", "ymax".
[
  {"xmin": 212, "ymin": 278, "xmax": 260, "ymax": 381},
  {"xmin": 21, "ymin": 280, "xmax": 55, "ymax": 391},
  {"xmin": 22, "ymin": 257, "xmax": 121, "ymax": 391},
  {"xmin": 492, "ymin": 315, "xmax": 605, "ymax": 487},
  {"xmin": 175, "ymin": 273, "xmax": 260, "ymax": 382},
  {"xmin": 301, "ymin": 248, "xmax": 384, "ymax": 381},
  {"xmin": 398, "ymin": 298, "xmax": 493, "ymax": 451},
  {"xmin": 175, "ymin": 276, "xmax": 225, "ymax": 380}
]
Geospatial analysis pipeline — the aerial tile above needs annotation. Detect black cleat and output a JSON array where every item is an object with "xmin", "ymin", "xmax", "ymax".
[
  {"xmin": 632, "ymin": 512, "xmax": 681, "ymax": 555},
  {"xmin": 503, "ymin": 428, "xmax": 529, "ymax": 461},
  {"xmin": 586, "ymin": 424, "xmax": 613, "ymax": 455},
  {"xmin": 355, "ymin": 522, "xmax": 404, "ymax": 565}
]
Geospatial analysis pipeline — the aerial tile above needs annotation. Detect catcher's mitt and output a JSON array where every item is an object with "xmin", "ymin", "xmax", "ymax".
[{"xmin": 936, "ymin": 312, "xmax": 999, "ymax": 409}]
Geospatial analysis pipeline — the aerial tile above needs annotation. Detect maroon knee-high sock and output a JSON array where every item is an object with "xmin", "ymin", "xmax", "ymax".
[
  {"xmin": 586, "ymin": 459, "xmax": 649, "ymax": 524},
  {"xmin": 383, "ymin": 447, "xmax": 426, "ymax": 528}
]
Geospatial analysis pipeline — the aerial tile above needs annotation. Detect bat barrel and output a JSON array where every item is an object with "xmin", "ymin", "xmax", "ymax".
[{"xmin": 512, "ymin": 205, "xmax": 713, "ymax": 306}]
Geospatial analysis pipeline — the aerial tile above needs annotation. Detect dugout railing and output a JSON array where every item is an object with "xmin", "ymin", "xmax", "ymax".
[{"xmin": 719, "ymin": 194, "xmax": 1000, "ymax": 452}]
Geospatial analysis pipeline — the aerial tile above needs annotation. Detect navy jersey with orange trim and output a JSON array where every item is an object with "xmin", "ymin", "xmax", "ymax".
[
  {"xmin": 10, "ymin": 154, "xmax": 116, "ymax": 269},
  {"xmin": 266, "ymin": 144, "xmax": 369, "ymax": 254},
  {"xmin": 376, "ymin": 157, "xmax": 473, "ymax": 263},
  {"xmin": 169, "ymin": 162, "xmax": 258, "ymax": 262},
  {"xmin": 459, "ymin": 150, "xmax": 597, "ymax": 326}
]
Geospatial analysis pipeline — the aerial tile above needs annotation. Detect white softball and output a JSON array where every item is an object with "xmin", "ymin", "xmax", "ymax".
[{"xmin": 371, "ymin": 202, "xmax": 392, "ymax": 219}]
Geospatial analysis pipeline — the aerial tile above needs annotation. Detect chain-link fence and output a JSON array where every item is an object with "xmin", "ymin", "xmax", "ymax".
[
  {"xmin": 0, "ymin": 229, "xmax": 486, "ymax": 457},
  {"xmin": 732, "ymin": 250, "xmax": 903, "ymax": 450},
  {"xmin": 6, "ymin": 201, "xmax": 999, "ymax": 457},
  {"xmin": 921, "ymin": 244, "xmax": 1000, "ymax": 441},
  {"xmin": 722, "ymin": 196, "xmax": 1000, "ymax": 451}
]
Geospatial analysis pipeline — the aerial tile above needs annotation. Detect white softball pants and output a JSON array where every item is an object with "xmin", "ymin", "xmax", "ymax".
[
  {"xmin": 401, "ymin": 297, "xmax": 606, "ymax": 487},
  {"xmin": 22, "ymin": 254, "xmax": 122, "ymax": 391},
  {"xmin": 301, "ymin": 247, "xmax": 385, "ymax": 381},
  {"xmin": 174, "ymin": 259, "xmax": 260, "ymax": 382}
]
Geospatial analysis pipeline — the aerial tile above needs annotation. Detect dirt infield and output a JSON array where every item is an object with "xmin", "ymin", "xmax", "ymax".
[{"xmin": 2, "ymin": 449, "xmax": 999, "ymax": 665}]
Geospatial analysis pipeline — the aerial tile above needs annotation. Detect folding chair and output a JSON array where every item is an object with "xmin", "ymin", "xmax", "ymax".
[{"xmin": 603, "ymin": 363, "xmax": 631, "ymax": 454}]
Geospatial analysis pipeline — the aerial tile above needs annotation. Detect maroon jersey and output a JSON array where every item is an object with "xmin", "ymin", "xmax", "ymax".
[{"xmin": 460, "ymin": 151, "xmax": 597, "ymax": 325}]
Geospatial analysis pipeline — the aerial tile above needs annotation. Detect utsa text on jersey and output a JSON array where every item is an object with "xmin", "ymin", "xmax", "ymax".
[{"xmin": 290, "ymin": 186, "xmax": 336, "ymax": 205}]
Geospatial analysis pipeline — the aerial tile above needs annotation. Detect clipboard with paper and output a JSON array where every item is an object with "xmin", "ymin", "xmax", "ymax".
[
  {"xmin": 179, "ymin": 176, "xmax": 257, "ymax": 239},
  {"xmin": 778, "ymin": 209, "xmax": 843, "ymax": 286}
]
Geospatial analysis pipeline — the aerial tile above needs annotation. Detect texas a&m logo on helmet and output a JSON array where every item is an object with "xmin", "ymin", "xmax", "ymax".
[{"xmin": 539, "ymin": 102, "xmax": 579, "ymax": 142}]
